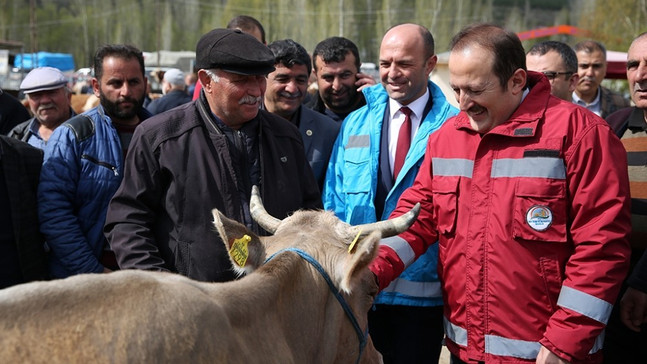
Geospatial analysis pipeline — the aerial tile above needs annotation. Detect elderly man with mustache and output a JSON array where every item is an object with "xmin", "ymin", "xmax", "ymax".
[
  {"xmin": 104, "ymin": 28, "xmax": 321, "ymax": 283},
  {"xmin": 603, "ymin": 31, "xmax": 647, "ymax": 364},
  {"xmin": 9, "ymin": 67, "xmax": 75, "ymax": 148}
]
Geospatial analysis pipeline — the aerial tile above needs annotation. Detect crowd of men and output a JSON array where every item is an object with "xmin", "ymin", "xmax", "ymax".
[{"xmin": 0, "ymin": 14, "xmax": 646, "ymax": 364}]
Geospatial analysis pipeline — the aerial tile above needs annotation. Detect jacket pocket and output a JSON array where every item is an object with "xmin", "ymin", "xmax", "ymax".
[
  {"xmin": 81, "ymin": 154, "xmax": 119, "ymax": 176},
  {"xmin": 539, "ymin": 256, "xmax": 563, "ymax": 311},
  {"xmin": 432, "ymin": 177, "xmax": 460, "ymax": 235},
  {"xmin": 342, "ymin": 144, "xmax": 371, "ymax": 194},
  {"xmin": 513, "ymin": 179, "xmax": 567, "ymax": 243}
]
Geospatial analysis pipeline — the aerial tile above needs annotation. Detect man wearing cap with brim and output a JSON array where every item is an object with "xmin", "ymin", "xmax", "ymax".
[
  {"xmin": 146, "ymin": 68, "xmax": 192, "ymax": 115},
  {"xmin": 105, "ymin": 28, "xmax": 321, "ymax": 283},
  {"xmin": 8, "ymin": 67, "xmax": 75, "ymax": 149}
]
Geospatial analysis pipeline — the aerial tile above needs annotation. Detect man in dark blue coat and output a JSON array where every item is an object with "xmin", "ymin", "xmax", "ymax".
[
  {"xmin": 146, "ymin": 68, "xmax": 192, "ymax": 115},
  {"xmin": 263, "ymin": 39, "xmax": 340, "ymax": 189}
]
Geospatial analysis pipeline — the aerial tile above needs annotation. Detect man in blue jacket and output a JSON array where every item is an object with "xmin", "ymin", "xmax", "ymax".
[
  {"xmin": 322, "ymin": 23, "xmax": 458, "ymax": 364},
  {"xmin": 38, "ymin": 44, "xmax": 150, "ymax": 278}
]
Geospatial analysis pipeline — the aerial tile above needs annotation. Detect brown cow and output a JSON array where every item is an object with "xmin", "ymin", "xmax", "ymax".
[{"xmin": 0, "ymin": 186, "xmax": 419, "ymax": 364}]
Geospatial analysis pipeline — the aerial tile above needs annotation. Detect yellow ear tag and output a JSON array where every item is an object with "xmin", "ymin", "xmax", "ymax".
[
  {"xmin": 230, "ymin": 235, "xmax": 251, "ymax": 267},
  {"xmin": 348, "ymin": 229, "xmax": 362, "ymax": 254}
]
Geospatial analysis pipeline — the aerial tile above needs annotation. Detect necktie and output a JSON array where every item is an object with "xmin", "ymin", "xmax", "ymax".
[{"xmin": 393, "ymin": 106, "xmax": 412, "ymax": 181}]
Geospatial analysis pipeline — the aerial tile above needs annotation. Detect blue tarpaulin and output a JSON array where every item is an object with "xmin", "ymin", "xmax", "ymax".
[{"xmin": 14, "ymin": 52, "xmax": 75, "ymax": 71}]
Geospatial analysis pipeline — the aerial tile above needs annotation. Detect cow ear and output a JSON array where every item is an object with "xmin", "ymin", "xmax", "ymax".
[
  {"xmin": 339, "ymin": 230, "xmax": 381, "ymax": 293},
  {"xmin": 212, "ymin": 209, "xmax": 265, "ymax": 276}
]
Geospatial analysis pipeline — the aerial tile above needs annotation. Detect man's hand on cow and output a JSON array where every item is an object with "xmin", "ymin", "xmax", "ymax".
[
  {"xmin": 355, "ymin": 72, "xmax": 376, "ymax": 92},
  {"xmin": 620, "ymin": 286, "xmax": 647, "ymax": 332},
  {"xmin": 536, "ymin": 346, "xmax": 570, "ymax": 364},
  {"xmin": 103, "ymin": 267, "xmax": 113, "ymax": 273}
]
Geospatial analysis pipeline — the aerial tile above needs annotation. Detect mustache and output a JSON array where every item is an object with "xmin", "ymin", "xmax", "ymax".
[
  {"xmin": 634, "ymin": 82, "xmax": 647, "ymax": 92},
  {"xmin": 278, "ymin": 90, "xmax": 302, "ymax": 99},
  {"xmin": 116, "ymin": 96, "xmax": 138, "ymax": 104},
  {"xmin": 36, "ymin": 103, "xmax": 56, "ymax": 112},
  {"xmin": 239, "ymin": 95, "xmax": 262, "ymax": 105},
  {"xmin": 580, "ymin": 76, "xmax": 596, "ymax": 83}
]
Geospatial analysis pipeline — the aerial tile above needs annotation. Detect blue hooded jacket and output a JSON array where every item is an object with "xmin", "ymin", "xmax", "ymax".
[{"xmin": 322, "ymin": 81, "xmax": 457, "ymax": 306}]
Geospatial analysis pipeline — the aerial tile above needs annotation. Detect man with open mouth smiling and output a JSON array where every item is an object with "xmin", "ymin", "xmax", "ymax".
[
  {"xmin": 371, "ymin": 23, "xmax": 631, "ymax": 364},
  {"xmin": 263, "ymin": 39, "xmax": 339, "ymax": 190}
]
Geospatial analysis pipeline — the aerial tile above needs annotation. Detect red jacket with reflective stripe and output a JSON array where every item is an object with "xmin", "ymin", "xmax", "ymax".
[{"xmin": 370, "ymin": 73, "xmax": 631, "ymax": 363}]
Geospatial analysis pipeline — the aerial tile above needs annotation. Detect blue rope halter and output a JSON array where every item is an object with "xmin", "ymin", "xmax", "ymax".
[{"xmin": 264, "ymin": 247, "xmax": 369, "ymax": 364}]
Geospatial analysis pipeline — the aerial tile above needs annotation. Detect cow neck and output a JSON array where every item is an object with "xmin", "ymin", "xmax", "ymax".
[{"xmin": 264, "ymin": 247, "xmax": 368, "ymax": 364}]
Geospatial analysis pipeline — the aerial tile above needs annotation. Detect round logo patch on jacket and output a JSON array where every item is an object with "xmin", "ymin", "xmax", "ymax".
[{"xmin": 526, "ymin": 205, "xmax": 553, "ymax": 231}]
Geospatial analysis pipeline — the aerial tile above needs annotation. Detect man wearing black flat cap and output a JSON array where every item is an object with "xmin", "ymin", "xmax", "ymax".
[{"xmin": 105, "ymin": 28, "xmax": 321, "ymax": 283}]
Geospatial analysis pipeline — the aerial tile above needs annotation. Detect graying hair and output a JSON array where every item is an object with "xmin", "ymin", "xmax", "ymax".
[{"xmin": 204, "ymin": 69, "xmax": 220, "ymax": 83}]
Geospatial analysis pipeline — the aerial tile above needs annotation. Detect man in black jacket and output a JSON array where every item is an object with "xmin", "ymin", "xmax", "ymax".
[
  {"xmin": 0, "ymin": 136, "xmax": 48, "ymax": 288},
  {"xmin": 105, "ymin": 28, "xmax": 321, "ymax": 283},
  {"xmin": 0, "ymin": 88, "xmax": 30, "ymax": 135}
]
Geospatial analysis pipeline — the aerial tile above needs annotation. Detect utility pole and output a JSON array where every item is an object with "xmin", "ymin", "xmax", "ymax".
[
  {"xmin": 155, "ymin": 0, "xmax": 161, "ymax": 67},
  {"xmin": 338, "ymin": 0, "xmax": 344, "ymax": 36},
  {"xmin": 29, "ymin": 0, "xmax": 37, "ymax": 67}
]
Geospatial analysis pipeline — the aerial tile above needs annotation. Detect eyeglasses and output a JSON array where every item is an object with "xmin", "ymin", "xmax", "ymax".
[{"xmin": 541, "ymin": 71, "xmax": 573, "ymax": 80}]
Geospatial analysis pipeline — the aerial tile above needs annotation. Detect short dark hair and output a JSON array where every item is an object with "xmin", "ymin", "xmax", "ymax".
[
  {"xmin": 267, "ymin": 39, "xmax": 312, "ymax": 76},
  {"xmin": 450, "ymin": 23, "xmax": 526, "ymax": 90},
  {"xmin": 312, "ymin": 36, "xmax": 361, "ymax": 72},
  {"xmin": 227, "ymin": 15, "xmax": 266, "ymax": 44},
  {"xmin": 573, "ymin": 40, "xmax": 607, "ymax": 61},
  {"xmin": 527, "ymin": 40, "xmax": 578, "ymax": 74},
  {"xmin": 93, "ymin": 44, "xmax": 145, "ymax": 82}
]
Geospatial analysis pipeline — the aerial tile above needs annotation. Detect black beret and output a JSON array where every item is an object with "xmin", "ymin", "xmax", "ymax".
[{"xmin": 195, "ymin": 28, "xmax": 275, "ymax": 75}]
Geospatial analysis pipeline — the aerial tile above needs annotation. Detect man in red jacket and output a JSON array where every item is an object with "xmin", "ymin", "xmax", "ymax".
[{"xmin": 370, "ymin": 23, "xmax": 631, "ymax": 364}]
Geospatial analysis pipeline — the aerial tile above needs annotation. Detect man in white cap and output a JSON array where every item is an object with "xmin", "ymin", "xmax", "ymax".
[
  {"xmin": 8, "ymin": 67, "xmax": 75, "ymax": 149},
  {"xmin": 146, "ymin": 68, "xmax": 192, "ymax": 115}
]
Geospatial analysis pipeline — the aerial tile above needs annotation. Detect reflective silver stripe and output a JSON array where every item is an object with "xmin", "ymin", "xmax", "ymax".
[
  {"xmin": 443, "ymin": 317, "xmax": 467, "ymax": 346},
  {"xmin": 557, "ymin": 286, "xmax": 613, "ymax": 324},
  {"xmin": 432, "ymin": 158, "xmax": 473, "ymax": 178},
  {"xmin": 485, "ymin": 335, "xmax": 540, "ymax": 359},
  {"xmin": 380, "ymin": 236, "xmax": 415, "ymax": 266},
  {"xmin": 491, "ymin": 157, "xmax": 565, "ymax": 179},
  {"xmin": 444, "ymin": 317, "xmax": 604, "ymax": 358},
  {"xmin": 589, "ymin": 330, "xmax": 604, "ymax": 354},
  {"xmin": 381, "ymin": 278, "xmax": 442, "ymax": 298},
  {"xmin": 346, "ymin": 135, "xmax": 370, "ymax": 149}
]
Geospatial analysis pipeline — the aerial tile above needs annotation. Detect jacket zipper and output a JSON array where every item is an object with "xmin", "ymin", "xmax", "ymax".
[{"xmin": 81, "ymin": 154, "xmax": 119, "ymax": 176}]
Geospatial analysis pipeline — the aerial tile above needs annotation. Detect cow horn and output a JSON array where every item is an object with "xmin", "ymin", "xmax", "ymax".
[
  {"xmin": 249, "ymin": 185, "xmax": 282, "ymax": 234},
  {"xmin": 350, "ymin": 203, "xmax": 420, "ymax": 238}
]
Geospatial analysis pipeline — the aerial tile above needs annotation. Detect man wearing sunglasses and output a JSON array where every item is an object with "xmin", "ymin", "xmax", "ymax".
[{"xmin": 526, "ymin": 41, "xmax": 579, "ymax": 102}]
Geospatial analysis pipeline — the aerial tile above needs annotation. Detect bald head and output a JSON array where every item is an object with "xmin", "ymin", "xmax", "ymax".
[
  {"xmin": 379, "ymin": 23, "xmax": 437, "ymax": 105},
  {"xmin": 382, "ymin": 23, "xmax": 435, "ymax": 59}
]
